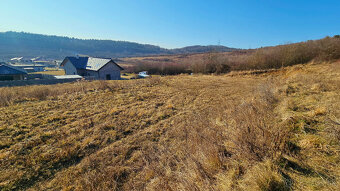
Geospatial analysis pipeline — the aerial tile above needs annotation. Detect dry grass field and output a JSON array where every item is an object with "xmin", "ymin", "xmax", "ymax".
[{"xmin": 0, "ymin": 61, "xmax": 339, "ymax": 190}]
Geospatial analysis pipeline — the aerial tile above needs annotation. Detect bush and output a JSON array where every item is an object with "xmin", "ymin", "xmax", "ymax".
[
  {"xmin": 131, "ymin": 62, "xmax": 190, "ymax": 75},
  {"xmin": 190, "ymin": 52, "xmax": 231, "ymax": 74},
  {"xmin": 126, "ymin": 36, "xmax": 340, "ymax": 74},
  {"xmin": 242, "ymin": 36, "xmax": 340, "ymax": 70}
]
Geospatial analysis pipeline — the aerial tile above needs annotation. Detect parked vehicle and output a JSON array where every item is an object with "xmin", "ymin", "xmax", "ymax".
[{"xmin": 138, "ymin": 71, "xmax": 150, "ymax": 78}]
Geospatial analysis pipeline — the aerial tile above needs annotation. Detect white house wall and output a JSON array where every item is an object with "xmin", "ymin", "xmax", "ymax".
[
  {"xmin": 98, "ymin": 62, "xmax": 121, "ymax": 80},
  {"xmin": 86, "ymin": 70, "xmax": 99, "ymax": 79},
  {"xmin": 63, "ymin": 61, "xmax": 77, "ymax": 75}
]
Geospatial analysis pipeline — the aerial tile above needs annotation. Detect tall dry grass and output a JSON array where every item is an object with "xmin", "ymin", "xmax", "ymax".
[
  {"xmin": 1, "ymin": 62, "xmax": 339, "ymax": 190},
  {"xmin": 69, "ymin": 79, "xmax": 293, "ymax": 190},
  {"xmin": 0, "ymin": 78, "xmax": 162, "ymax": 107}
]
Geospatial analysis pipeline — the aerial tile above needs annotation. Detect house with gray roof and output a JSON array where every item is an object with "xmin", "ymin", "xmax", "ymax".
[
  {"xmin": 0, "ymin": 62, "xmax": 27, "ymax": 81},
  {"xmin": 60, "ymin": 56, "xmax": 123, "ymax": 80}
]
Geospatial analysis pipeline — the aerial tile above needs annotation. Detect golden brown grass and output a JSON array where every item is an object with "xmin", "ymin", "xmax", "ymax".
[
  {"xmin": 32, "ymin": 69, "xmax": 65, "ymax": 75},
  {"xmin": 0, "ymin": 61, "xmax": 339, "ymax": 190}
]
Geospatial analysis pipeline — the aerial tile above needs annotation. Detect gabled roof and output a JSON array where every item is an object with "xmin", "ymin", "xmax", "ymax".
[
  {"xmin": 86, "ymin": 57, "xmax": 114, "ymax": 71},
  {"xmin": 61, "ymin": 56, "xmax": 124, "ymax": 71},
  {"xmin": 61, "ymin": 56, "xmax": 89, "ymax": 69},
  {"xmin": 0, "ymin": 62, "xmax": 27, "ymax": 75}
]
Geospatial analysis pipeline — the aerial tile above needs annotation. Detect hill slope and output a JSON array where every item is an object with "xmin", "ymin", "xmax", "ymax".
[
  {"xmin": 119, "ymin": 36, "xmax": 340, "ymax": 74},
  {"xmin": 0, "ymin": 61, "xmax": 339, "ymax": 190},
  {"xmin": 0, "ymin": 32, "xmax": 237, "ymax": 59}
]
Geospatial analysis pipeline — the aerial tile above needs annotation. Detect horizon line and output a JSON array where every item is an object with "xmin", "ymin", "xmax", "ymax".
[
  {"xmin": 0, "ymin": 30, "xmax": 336, "ymax": 50},
  {"xmin": 0, "ymin": 30, "xmax": 239, "ymax": 50}
]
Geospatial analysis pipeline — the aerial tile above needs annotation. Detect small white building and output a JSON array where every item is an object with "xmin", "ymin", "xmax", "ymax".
[{"xmin": 60, "ymin": 56, "xmax": 124, "ymax": 80}]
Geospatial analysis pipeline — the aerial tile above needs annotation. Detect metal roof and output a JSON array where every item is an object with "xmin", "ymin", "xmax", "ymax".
[
  {"xmin": 63, "ymin": 57, "xmax": 88, "ymax": 69},
  {"xmin": 10, "ymin": 64, "xmax": 45, "ymax": 67},
  {"xmin": 86, "ymin": 57, "xmax": 112, "ymax": 71},
  {"xmin": 10, "ymin": 57, "xmax": 23, "ymax": 61},
  {"xmin": 54, "ymin": 75, "xmax": 83, "ymax": 79},
  {"xmin": 0, "ymin": 62, "xmax": 28, "ymax": 75},
  {"xmin": 61, "ymin": 56, "xmax": 124, "ymax": 71}
]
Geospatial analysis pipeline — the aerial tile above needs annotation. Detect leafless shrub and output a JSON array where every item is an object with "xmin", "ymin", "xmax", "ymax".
[
  {"xmin": 126, "ymin": 36, "xmax": 339, "ymax": 75},
  {"xmin": 241, "ymin": 36, "xmax": 340, "ymax": 70},
  {"xmin": 256, "ymin": 79, "xmax": 280, "ymax": 105},
  {"xmin": 131, "ymin": 62, "xmax": 191, "ymax": 75},
  {"xmin": 190, "ymin": 51, "xmax": 231, "ymax": 74}
]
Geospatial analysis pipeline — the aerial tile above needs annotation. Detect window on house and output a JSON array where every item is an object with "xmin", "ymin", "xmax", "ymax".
[{"xmin": 106, "ymin": 74, "xmax": 111, "ymax": 80}]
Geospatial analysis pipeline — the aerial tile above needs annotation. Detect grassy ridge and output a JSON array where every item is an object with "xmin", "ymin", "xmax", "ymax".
[{"xmin": 122, "ymin": 36, "xmax": 340, "ymax": 74}]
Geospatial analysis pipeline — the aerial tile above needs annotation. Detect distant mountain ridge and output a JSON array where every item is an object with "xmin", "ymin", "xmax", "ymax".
[{"xmin": 0, "ymin": 31, "xmax": 237, "ymax": 60}]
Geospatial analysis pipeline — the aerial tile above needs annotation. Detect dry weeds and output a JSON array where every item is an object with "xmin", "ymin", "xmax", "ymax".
[{"xmin": 0, "ymin": 61, "xmax": 339, "ymax": 190}]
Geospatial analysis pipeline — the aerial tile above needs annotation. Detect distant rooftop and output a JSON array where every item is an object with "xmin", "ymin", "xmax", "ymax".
[
  {"xmin": 0, "ymin": 62, "xmax": 28, "ymax": 75},
  {"xmin": 10, "ymin": 63, "xmax": 45, "ymax": 67},
  {"xmin": 61, "ymin": 56, "xmax": 123, "ymax": 71},
  {"xmin": 10, "ymin": 57, "xmax": 23, "ymax": 61}
]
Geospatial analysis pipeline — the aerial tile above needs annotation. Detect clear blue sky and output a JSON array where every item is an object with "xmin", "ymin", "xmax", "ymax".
[{"xmin": 0, "ymin": 0, "xmax": 339, "ymax": 49}]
